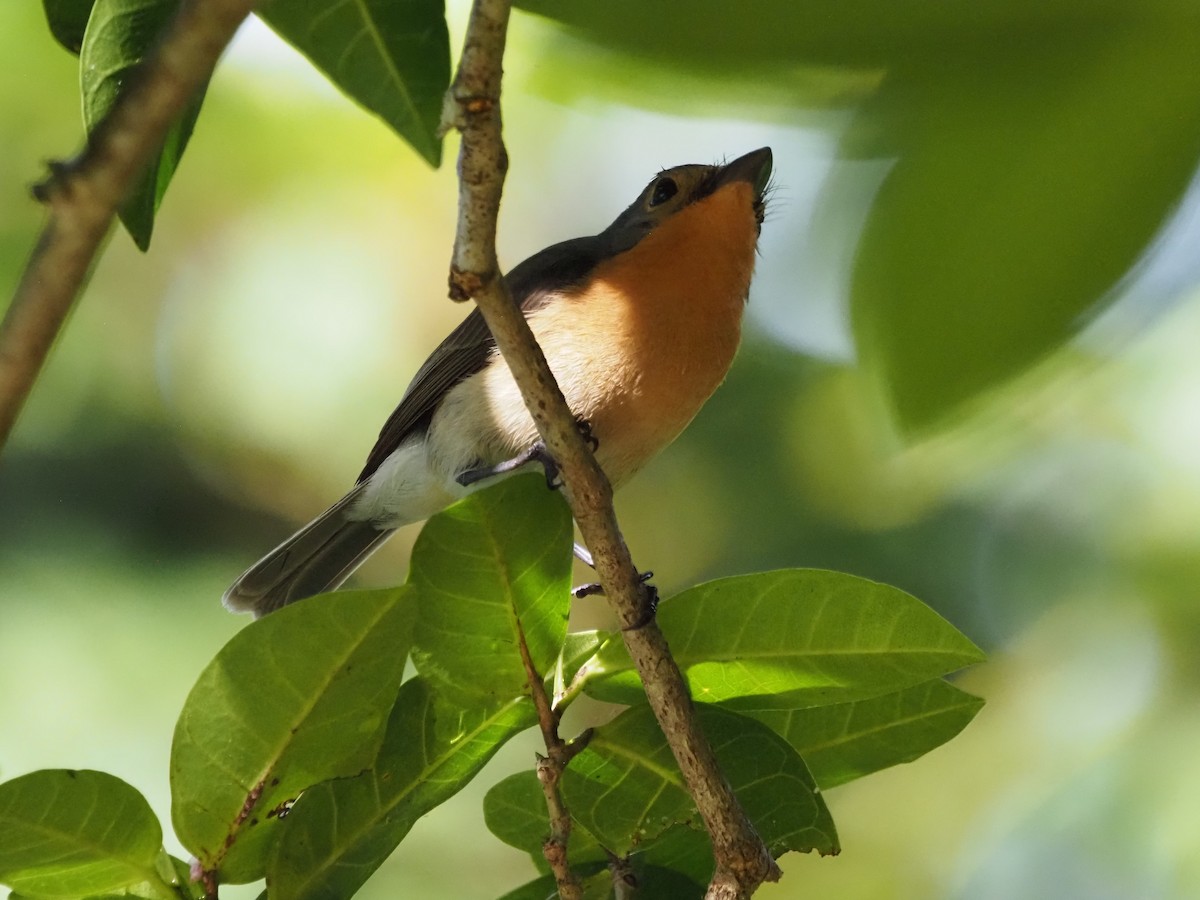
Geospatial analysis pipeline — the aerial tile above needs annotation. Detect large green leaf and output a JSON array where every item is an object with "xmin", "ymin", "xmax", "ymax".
[
  {"xmin": 269, "ymin": 678, "xmax": 536, "ymax": 900},
  {"xmin": 851, "ymin": 26, "xmax": 1200, "ymax": 430},
  {"xmin": 410, "ymin": 474, "xmax": 574, "ymax": 705},
  {"xmin": 496, "ymin": 865, "xmax": 704, "ymax": 900},
  {"xmin": 258, "ymin": 0, "xmax": 449, "ymax": 166},
  {"xmin": 170, "ymin": 588, "xmax": 414, "ymax": 883},
  {"xmin": 585, "ymin": 570, "xmax": 983, "ymax": 709},
  {"xmin": 515, "ymin": 0, "xmax": 1158, "ymax": 74},
  {"xmin": 42, "ymin": 0, "xmax": 98, "ymax": 54},
  {"xmin": 485, "ymin": 773, "xmax": 716, "ymax": 885},
  {"xmin": 744, "ymin": 678, "xmax": 984, "ymax": 789},
  {"xmin": 0, "ymin": 770, "xmax": 166, "ymax": 899},
  {"xmin": 80, "ymin": 0, "xmax": 205, "ymax": 250},
  {"xmin": 484, "ymin": 771, "xmax": 608, "ymax": 875},
  {"xmin": 563, "ymin": 705, "xmax": 838, "ymax": 859}
]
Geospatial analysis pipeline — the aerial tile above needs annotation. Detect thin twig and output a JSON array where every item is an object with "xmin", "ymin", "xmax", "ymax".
[
  {"xmin": 443, "ymin": 2, "xmax": 780, "ymax": 897},
  {"xmin": 515, "ymin": 619, "xmax": 588, "ymax": 900},
  {"xmin": 0, "ymin": 0, "xmax": 255, "ymax": 451},
  {"xmin": 607, "ymin": 852, "xmax": 638, "ymax": 900}
]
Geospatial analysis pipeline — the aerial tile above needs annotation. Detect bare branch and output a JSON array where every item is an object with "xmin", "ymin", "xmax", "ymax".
[
  {"xmin": 515, "ymin": 618, "xmax": 588, "ymax": 900},
  {"xmin": 0, "ymin": 0, "xmax": 255, "ymax": 451},
  {"xmin": 444, "ymin": 1, "xmax": 780, "ymax": 896}
]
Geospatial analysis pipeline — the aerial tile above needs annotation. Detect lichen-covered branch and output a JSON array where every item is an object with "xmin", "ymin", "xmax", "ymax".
[
  {"xmin": 443, "ymin": 2, "xmax": 780, "ymax": 896},
  {"xmin": 0, "ymin": 0, "xmax": 255, "ymax": 451}
]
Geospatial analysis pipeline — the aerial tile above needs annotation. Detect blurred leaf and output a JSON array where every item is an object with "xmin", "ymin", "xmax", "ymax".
[
  {"xmin": 850, "ymin": 26, "xmax": 1200, "ymax": 430},
  {"xmin": 515, "ymin": 0, "xmax": 1163, "ymax": 74},
  {"xmin": 0, "ymin": 770, "xmax": 165, "ymax": 898},
  {"xmin": 410, "ymin": 474, "xmax": 574, "ymax": 705},
  {"xmin": 585, "ymin": 570, "xmax": 983, "ymax": 708},
  {"xmin": 744, "ymin": 679, "xmax": 984, "ymax": 789},
  {"xmin": 42, "ymin": 0, "xmax": 97, "ymax": 53},
  {"xmin": 497, "ymin": 866, "xmax": 704, "ymax": 900},
  {"xmin": 483, "ymin": 771, "xmax": 608, "ymax": 875},
  {"xmin": 564, "ymin": 705, "xmax": 839, "ymax": 859},
  {"xmin": 80, "ymin": 0, "xmax": 205, "ymax": 250},
  {"xmin": 258, "ymin": 0, "xmax": 449, "ymax": 166},
  {"xmin": 170, "ymin": 588, "xmax": 414, "ymax": 883},
  {"xmin": 268, "ymin": 678, "xmax": 535, "ymax": 900}
]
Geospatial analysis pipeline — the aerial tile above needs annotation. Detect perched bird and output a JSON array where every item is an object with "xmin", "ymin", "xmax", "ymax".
[{"xmin": 225, "ymin": 147, "xmax": 773, "ymax": 616}]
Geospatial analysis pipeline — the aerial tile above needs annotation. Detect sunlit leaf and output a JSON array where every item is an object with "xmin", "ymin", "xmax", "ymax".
[
  {"xmin": 585, "ymin": 570, "xmax": 983, "ymax": 708},
  {"xmin": 410, "ymin": 474, "xmax": 574, "ymax": 705},
  {"xmin": 80, "ymin": 0, "xmax": 205, "ymax": 250},
  {"xmin": 851, "ymin": 26, "xmax": 1200, "ymax": 430},
  {"xmin": 258, "ymin": 0, "xmax": 450, "ymax": 166},
  {"xmin": 0, "ymin": 770, "xmax": 165, "ymax": 898},
  {"xmin": 270, "ymin": 678, "xmax": 536, "ymax": 900},
  {"xmin": 170, "ymin": 588, "xmax": 414, "ymax": 883},
  {"xmin": 564, "ymin": 705, "xmax": 838, "ymax": 858},
  {"xmin": 42, "ymin": 0, "xmax": 97, "ymax": 54},
  {"xmin": 744, "ymin": 678, "xmax": 984, "ymax": 789}
]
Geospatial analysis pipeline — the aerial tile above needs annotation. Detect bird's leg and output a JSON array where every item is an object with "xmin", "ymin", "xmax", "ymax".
[
  {"xmin": 573, "ymin": 543, "xmax": 594, "ymax": 567},
  {"xmin": 572, "ymin": 570, "xmax": 659, "ymax": 631},
  {"xmin": 456, "ymin": 441, "xmax": 561, "ymax": 489}
]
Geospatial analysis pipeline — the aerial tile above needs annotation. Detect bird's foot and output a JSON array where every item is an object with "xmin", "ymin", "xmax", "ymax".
[
  {"xmin": 456, "ymin": 441, "xmax": 562, "ymax": 490},
  {"xmin": 572, "ymin": 571, "xmax": 658, "ymax": 630}
]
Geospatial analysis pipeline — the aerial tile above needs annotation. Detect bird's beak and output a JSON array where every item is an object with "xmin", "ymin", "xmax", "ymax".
[{"xmin": 716, "ymin": 147, "xmax": 773, "ymax": 199}]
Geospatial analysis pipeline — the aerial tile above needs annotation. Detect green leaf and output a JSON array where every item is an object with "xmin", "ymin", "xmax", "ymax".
[
  {"xmin": 585, "ymin": 569, "xmax": 983, "ymax": 709},
  {"xmin": 496, "ymin": 865, "xmax": 704, "ymax": 900},
  {"xmin": 42, "ymin": 0, "xmax": 97, "ymax": 54},
  {"xmin": 743, "ymin": 679, "xmax": 984, "ymax": 789},
  {"xmin": 170, "ymin": 588, "xmax": 414, "ymax": 883},
  {"xmin": 410, "ymin": 474, "xmax": 574, "ymax": 705},
  {"xmin": 553, "ymin": 629, "xmax": 611, "ymax": 698},
  {"xmin": 80, "ymin": 0, "xmax": 206, "ymax": 250},
  {"xmin": 563, "ymin": 705, "xmax": 839, "ymax": 858},
  {"xmin": 269, "ymin": 678, "xmax": 536, "ymax": 900},
  {"xmin": 483, "ymin": 771, "xmax": 608, "ymax": 875},
  {"xmin": 0, "ymin": 770, "xmax": 166, "ymax": 899},
  {"xmin": 850, "ymin": 26, "xmax": 1200, "ymax": 430},
  {"xmin": 258, "ymin": 0, "xmax": 450, "ymax": 166},
  {"xmin": 484, "ymin": 774, "xmax": 715, "ymax": 886}
]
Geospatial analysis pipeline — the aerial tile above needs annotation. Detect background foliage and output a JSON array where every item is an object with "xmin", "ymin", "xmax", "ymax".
[{"xmin": 4, "ymin": 0, "xmax": 1200, "ymax": 897}]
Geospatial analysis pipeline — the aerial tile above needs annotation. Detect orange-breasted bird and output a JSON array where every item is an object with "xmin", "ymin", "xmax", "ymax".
[{"xmin": 224, "ymin": 147, "xmax": 773, "ymax": 616}]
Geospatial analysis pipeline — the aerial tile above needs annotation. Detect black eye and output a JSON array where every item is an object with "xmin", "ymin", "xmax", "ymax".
[{"xmin": 649, "ymin": 177, "xmax": 678, "ymax": 207}]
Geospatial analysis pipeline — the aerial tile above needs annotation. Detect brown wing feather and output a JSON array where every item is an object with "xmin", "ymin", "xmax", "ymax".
[{"xmin": 356, "ymin": 235, "xmax": 611, "ymax": 483}]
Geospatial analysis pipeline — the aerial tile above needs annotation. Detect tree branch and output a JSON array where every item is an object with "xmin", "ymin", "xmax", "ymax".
[
  {"xmin": 0, "ymin": 0, "xmax": 255, "ymax": 451},
  {"xmin": 443, "ymin": 2, "xmax": 780, "ymax": 896},
  {"xmin": 515, "ymin": 618, "xmax": 588, "ymax": 900}
]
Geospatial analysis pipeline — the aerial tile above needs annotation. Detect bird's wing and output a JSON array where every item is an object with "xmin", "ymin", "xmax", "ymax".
[{"xmin": 356, "ymin": 235, "xmax": 609, "ymax": 483}]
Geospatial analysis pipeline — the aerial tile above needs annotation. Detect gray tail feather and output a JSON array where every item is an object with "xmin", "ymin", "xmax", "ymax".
[{"xmin": 223, "ymin": 487, "xmax": 395, "ymax": 617}]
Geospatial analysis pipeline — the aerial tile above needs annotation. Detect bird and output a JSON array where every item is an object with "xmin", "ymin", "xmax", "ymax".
[{"xmin": 224, "ymin": 147, "xmax": 773, "ymax": 617}]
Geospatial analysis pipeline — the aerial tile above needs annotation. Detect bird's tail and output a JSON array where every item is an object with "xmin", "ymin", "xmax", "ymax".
[{"xmin": 223, "ymin": 486, "xmax": 394, "ymax": 617}]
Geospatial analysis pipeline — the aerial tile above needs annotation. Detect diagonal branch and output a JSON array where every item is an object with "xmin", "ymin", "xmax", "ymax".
[
  {"xmin": 443, "ymin": 2, "xmax": 780, "ymax": 897},
  {"xmin": 0, "ymin": 0, "xmax": 256, "ymax": 451}
]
